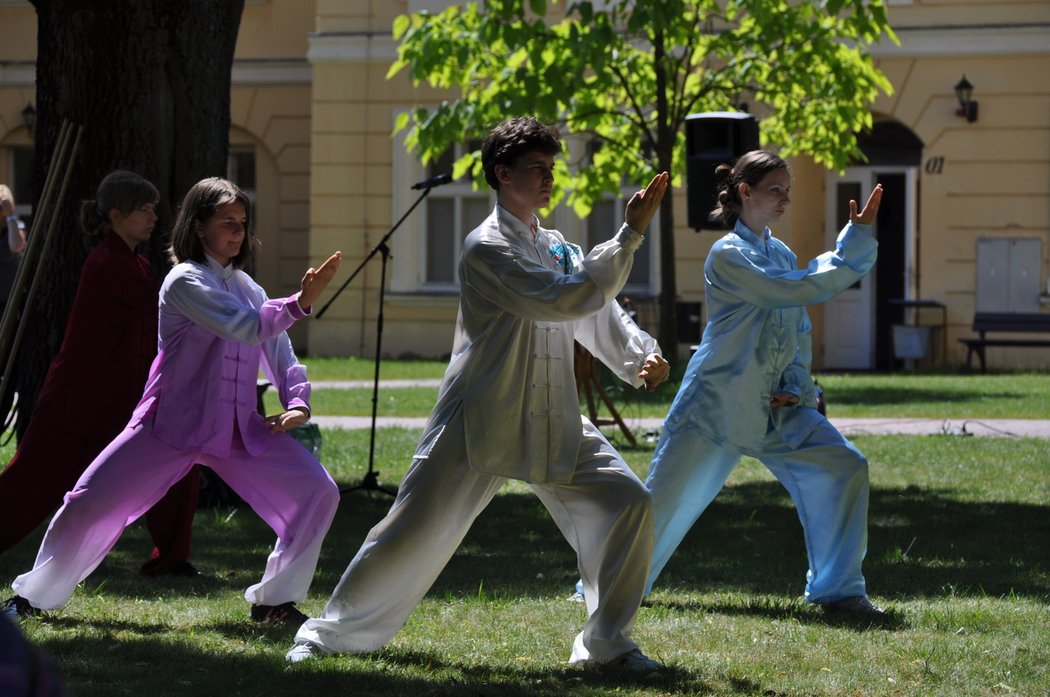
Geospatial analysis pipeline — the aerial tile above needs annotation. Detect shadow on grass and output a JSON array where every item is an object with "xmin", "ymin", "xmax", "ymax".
[
  {"xmin": 7, "ymin": 474, "xmax": 1045, "ymax": 696},
  {"xmin": 645, "ymin": 595, "xmax": 909, "ymax": 631},
  {"xmin": 36, "ymin": 632, "xmax": 707, "ymax": 697},
  {"xmin": 824, "ymin": 385, "xmax": 1020, "ymax": 408},
  {"xmin": 8, "ymin": 474, "xmax": 1042, "ymax": 612}
]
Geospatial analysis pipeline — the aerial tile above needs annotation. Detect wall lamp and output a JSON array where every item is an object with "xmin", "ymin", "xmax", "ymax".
[
  {"xmin": 954, "ymin": 75, "xmax": 978, "ymax": 123},
  {"xmin": 21, "ymin": 102, "xmax": 36, "ymax": 140}
]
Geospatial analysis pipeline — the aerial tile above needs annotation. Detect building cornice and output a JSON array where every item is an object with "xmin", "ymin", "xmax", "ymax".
[
  {"xmin": 307, "ymin": 32, "xmax": 398, "ymax": 63},
  {"xmin": 232, "ymin": 58, "xmax": 311, "ymax": 85},
  {"xmin": 871, "ymin": 23, "xmax": 1050, "ymax": 57},
  {"xmin": 304, "ymin": 23, "xmax": 1050, "ymax": 65}
]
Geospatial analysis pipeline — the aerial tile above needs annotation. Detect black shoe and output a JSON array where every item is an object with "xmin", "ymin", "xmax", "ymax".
[
  {"xmin": 153, "ymin": 561, "xmax": 205, "ymax": 578},
  {"xmin": 822, "ymin": 595, "xmax": 887, "ymax": 616},
  {"xmin": 251, "ymin": 602, "xmax": 308, "ymax": 625},
  {"xmin": 1, "ymin": 595, "xmax": 43, "ymax": 620}
]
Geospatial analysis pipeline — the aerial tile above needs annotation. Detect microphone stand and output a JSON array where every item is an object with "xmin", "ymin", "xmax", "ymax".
[{"xmin": 316, "ymin": 183, "xmax": 439, "ymax": 498}]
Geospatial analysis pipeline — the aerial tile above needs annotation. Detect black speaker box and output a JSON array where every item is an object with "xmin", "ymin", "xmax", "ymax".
[{"xmin": 685, "ymin": 112, "xmax": 759, "ymax": 230}]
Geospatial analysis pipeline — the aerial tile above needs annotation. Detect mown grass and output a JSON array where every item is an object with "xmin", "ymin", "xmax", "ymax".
[
  {"xmin": 293, "ymin": 359, "xmax": 1050, "ymax": 420},
  {"xmin": 2, "ymin": 424, "xmax": 1048, "ymax": 696}
]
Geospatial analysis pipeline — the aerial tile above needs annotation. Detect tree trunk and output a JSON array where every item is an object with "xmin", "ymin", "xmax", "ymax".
[
  {"xmin": 8, "ymin": 0, "xmax": 243, "ymax": 438},
  {"xmin": 657, "ymin": 177, "xmax": 677, "ymax": 361},
  {"xmin": 651, "ymin": 29, "xmax": 679, "ymax": 360}
]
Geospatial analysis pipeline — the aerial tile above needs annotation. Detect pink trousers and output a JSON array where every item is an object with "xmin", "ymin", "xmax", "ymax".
[{"xmin": 12, "ymin": 418, "xmax": 339, "ymax": 610}]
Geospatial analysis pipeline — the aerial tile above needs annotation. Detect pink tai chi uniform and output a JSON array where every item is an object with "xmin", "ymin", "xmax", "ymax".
[{"xmin": 11, "ymin": 255, "xmax": 339, "ymax": 611}]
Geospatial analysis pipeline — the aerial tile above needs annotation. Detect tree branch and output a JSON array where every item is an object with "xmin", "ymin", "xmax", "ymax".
[{"xmin": 607, "ymin": 61, "xmax": 658, "ymax": 154}]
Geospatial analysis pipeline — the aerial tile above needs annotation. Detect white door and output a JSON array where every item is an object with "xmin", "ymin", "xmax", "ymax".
[{"xmin": 823, "ymin": 169, "xmax": 877, "ymax": 369}]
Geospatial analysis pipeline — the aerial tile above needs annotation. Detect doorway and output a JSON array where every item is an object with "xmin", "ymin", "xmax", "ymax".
[{"xmin": 822, "ymin": 167, "xmax": 915, "ymax": 370}]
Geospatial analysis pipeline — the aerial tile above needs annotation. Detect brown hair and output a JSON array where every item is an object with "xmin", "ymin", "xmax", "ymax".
[
  {"xmin": 80, "ymin": 170, "xmax": 159, "ymax": 240},
  {"xmin": 711, "ymin": 150, "xmax": 789, "ymax": 227},
  {"xmin": 481, "ymin": 116, "xmax": 562, "ymax": 190},
  {"xmin": 168, "ymin": 177, "xmax": 254, "ymax": 268}
]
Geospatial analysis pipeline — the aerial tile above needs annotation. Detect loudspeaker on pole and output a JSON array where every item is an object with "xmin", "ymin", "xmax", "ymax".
[{"xmin": 685, "ymin": 112, "xmax": 759, "ymax": 231}]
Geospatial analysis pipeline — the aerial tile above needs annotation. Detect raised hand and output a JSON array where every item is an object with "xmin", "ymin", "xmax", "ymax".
[
  {"xmin": 850, "ymin": 183, "xmax": 883, "ymax": 225},
  {"xmin": 624, "ymin": 171, "xmax": 670, "ymax": 234},
  {"xmin": 299, "ymin": 251, "xmax": 343, "ymax": 310}
]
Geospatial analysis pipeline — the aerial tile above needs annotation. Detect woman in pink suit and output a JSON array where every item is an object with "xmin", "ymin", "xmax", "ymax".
[
  {"xmin": 0, "ymin": 170, "xmax": 200, "ymax": 576},
  {"xmin": 3, "ymin": 177, "xmax": 342, "ymax": 624}
]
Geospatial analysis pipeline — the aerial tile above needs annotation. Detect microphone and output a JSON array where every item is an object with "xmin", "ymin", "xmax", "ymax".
[{"xmin": 411, "ymin": 173, "xmax": 453, "ymax": 190}]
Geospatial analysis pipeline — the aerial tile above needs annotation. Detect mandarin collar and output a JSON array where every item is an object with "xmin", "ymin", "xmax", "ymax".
[
  {"xmin": 496, "ymin": 203, "xmax": 539, "ymax": 239},
  {"xmin": 733, "ymin": 219, "xmax": 771, "ymax": 247},
  {"xmin": 204, "ymin": 254, "xmax": 237, "ymax": 281}
]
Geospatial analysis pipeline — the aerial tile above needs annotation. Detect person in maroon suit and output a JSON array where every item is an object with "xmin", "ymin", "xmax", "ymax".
[{"xmin": 0, "ymin": 170, "xmax": 200, "ymax": 576}]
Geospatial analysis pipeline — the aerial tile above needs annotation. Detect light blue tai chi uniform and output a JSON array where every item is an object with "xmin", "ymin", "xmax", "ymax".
[{"xmin": 577, "ymin": 217, "xmax": 878, "ymax": 604}]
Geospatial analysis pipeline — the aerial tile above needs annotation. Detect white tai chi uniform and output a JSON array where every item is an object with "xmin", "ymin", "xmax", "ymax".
[{"xmin": 294, "ymin": 204, "xmax": 660, "ymax": 663}]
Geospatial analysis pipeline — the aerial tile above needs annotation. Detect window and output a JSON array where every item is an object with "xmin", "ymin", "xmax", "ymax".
[
  {"xmin": 227, "ymin": 148, "xmax": 257, "ymax": 199},
  {"xmin": 9, "ymin": 146, "xmax": 34, "ymax": 228},
  {"xmin": 575, "ymin": 136, "xmax": 658, "ymax": 297},
  {"xmin": 584, "ymin": 195, "xmax": 654, "ymax": 296},
  {"xmin": 389, "ymin": 127, "xmax": 658, "ymax": 297},
  {"xmin": 420, "ymin": 142, "xmax": 491, "ymax": 287},
  {"xmin": 390, "ymin": 129, "xmax": 494, "ymax": 294}
]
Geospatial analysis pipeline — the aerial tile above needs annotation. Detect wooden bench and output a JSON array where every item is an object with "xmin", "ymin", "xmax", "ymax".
[{"xmin": 958, "ymin": 312, "xmax": 1050, "ymax": 372}]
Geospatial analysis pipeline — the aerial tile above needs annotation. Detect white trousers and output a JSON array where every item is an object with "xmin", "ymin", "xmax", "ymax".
[
  {"xmin": 295, "ymin": 413, "xmax": 653, "ymax": 664},
  {"xmin": 13, "ymin": 419, "xmax": 340, "ymax": 610}
]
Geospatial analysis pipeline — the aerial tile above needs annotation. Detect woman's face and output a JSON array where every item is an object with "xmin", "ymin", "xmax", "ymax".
[
  {"xmin": 739, "ymin": 168, "xmax": 791, "ymax": 228},
  {"xmin": 198, "ymin": 201, "xmax": 247, "ymax": 266},
  {"xmin": 111, "ymin": 202, "xmax": 158, "ymax": 249}
]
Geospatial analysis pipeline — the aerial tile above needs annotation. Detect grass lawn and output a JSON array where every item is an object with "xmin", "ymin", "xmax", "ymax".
[
  {"xmin": 2, "ymin": 423, "xmax": 1047, "ymax": 696},
  {"xmin": 291, "ymin": 359, "xmax": 1050, "ymax": 420}
]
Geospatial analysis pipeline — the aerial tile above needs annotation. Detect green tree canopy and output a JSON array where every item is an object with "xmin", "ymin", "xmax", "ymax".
[{"xmin": 390, "ymin": 0, "xmax": 895, "ymax": 354}]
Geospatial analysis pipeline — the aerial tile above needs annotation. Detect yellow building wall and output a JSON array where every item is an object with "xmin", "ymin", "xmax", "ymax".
[
  {"xmin": 872, "ymin": 50, "xmax": 1050, "ymax": 365},
  {"xmin": 3, "ymin": 0, "xmax": 1048, "ymax": 368},
  {"xmin": 230, "ymin": 1, "xmax": 316, "ymax": 348},
  {"xmin": 238, "ymin": 0, "xmax": 314, "ymax": 58},
  {"xmin": 0, "ymin": 2, "xmax": 37, "ymax": 183},
  {"xmin": 307, "ymin": 3, "xmax": 461, "ymax": 358}
]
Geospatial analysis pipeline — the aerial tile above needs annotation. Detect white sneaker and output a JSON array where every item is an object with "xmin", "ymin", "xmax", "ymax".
[
  {"xmin": 285, "ymin": 641, "xmax": 329, "ymax": 663},
  {"xmin": 822, "ymin": 595, "xmax": 886, "ymax": 616},
  {"xmin": 583, "ymin": 649, "xmax": 664, "ymax": 675},
  {"xmin": 567, "ymin": 591, "xmax": 586, "ymax": 603}
]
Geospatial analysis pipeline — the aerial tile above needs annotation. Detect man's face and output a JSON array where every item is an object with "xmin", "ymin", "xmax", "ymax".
[{"xmin": 496, "ymin": 151, "xmax": 555, "ymax": 212}]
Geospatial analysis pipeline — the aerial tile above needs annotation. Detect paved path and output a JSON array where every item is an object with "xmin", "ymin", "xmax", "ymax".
[
  {"xmin": 310, "ymin": 380, "xmax": 1050, "ymax": 438},
  {"xmin": 313, "ymin": 379, "xmax": 442, "ymax": 390},
  {"xmin": 311, "ymin": 414, "xmax": 1050, "ymax": 438}
]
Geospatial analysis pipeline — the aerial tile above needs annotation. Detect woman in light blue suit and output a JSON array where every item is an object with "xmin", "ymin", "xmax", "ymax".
[{"xmin": 577, "ymin": 150, "xmax": 885, "ymax": 614}]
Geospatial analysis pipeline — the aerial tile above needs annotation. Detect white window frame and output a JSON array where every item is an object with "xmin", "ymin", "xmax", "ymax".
[
  {"xmin": 227, "ymin": 147, "xmax": 257, "ymax": 202},
  {"xmin": 390, "ymin": 121, "xmax": 659, "ymax": 297},
  {"xmin": 390, "ymin": 119, "xmax": 495, "ymax": 294},
  {"xmin": 553, "ymin": 136, "xmax": 661, "ymax": 298}
]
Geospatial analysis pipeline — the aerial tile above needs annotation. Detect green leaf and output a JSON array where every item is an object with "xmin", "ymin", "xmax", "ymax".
[{"xmin": 391, "ymin": 0, "xmax": 894, "ymax": 347}]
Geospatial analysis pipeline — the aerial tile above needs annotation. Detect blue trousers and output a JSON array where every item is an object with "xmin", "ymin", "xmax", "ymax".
[
  {"xmin": 645, "ymin": 413, "xmax": 869, "ymax": 603},
  {"xmin": 576, "ymin": 412, "xmax": 870, "ymax": 603}
]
